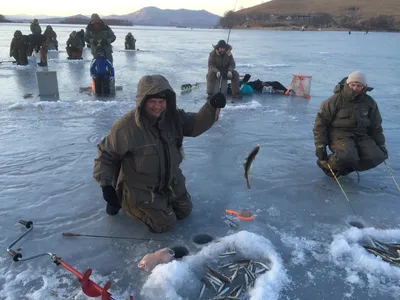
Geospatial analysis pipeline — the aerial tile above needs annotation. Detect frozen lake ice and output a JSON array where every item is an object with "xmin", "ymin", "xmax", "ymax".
[{"xmin": 0, "ymin": 23, "xmax": 400, "ymax": 299}]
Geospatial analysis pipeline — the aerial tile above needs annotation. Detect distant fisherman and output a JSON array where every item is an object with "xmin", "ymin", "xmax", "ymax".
[
  {"xmin": 43, "ymin": 25, "xmax": 58, "ymax": 50},
  {"xmin": 313, "ymin": 71, "xmax": 387, "ymax": 178},
  {"xmin": 85, "ymin": 13, "xmax": 116, "ymax": 63},
  {"xmin": 9, "ymin": 30, "xmax": 29, "ymax": 66},
  {"xmin": 207, "ymin": 39, "xmax": 241, "ymax": 99},
  {"xmin": 125, "ymin": 32, "xmax": 136, "ymax": 50},
  {"xmin": 66, "ymin": 31, "xmax": 83, "ymax": 59}
]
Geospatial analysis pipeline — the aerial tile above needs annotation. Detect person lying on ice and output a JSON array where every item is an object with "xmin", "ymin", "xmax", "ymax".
[
  {"xmin": 227, "ymin": 73, "xmax": 293, "ymax": 96},
  {"xmin": 312, "ymin": 71, "xmax": 388, "ymax": 178},
  {"xmin": 90, "ymin": 48, "xmax": 114, "ymax": 96},
  {"xmin": 93, "ymin": 75, "xmax": 227, "ymax": 233}
]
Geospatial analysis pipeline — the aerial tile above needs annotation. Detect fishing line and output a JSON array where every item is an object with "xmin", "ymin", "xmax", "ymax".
[
  {"xmin": 327, "ymin": 163, "xmax": 359, "ymax": 217},
  {"xmin": 384, "ymin": 161, "xmax": 400, "ymax": 192}
]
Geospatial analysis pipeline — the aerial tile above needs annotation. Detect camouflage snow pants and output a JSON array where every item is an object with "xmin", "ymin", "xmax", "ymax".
[
  {"xmin": 122, "ymin": 189, "xmax": 193, "ymax": 234},
  {"xmin": 326, "ymin": 135, "xmax": 386, "ymax": 172},
  {"xmin": 206, "ymin": 69, "xmax": 240, "ymax": 95}
]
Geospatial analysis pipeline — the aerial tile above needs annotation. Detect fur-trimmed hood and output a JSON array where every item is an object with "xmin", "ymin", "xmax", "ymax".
[{"xmin": 212, "ymin": 43, "xmax": 232, "ymax": 56}]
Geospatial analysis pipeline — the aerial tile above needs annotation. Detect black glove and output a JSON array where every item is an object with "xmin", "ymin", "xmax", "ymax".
[
  {"xmin": 379, "ymin": 145, "xmax": 388, "ymax": 160},
  {"xmin": 209, "ymin": 92, "xmax": 226, "ymax": 108},
  {"xmin": 102, "ymin": 186, "xmax": 120, "ymax": 208},
  {"xmin": 315, "ymin": 145, "xmax": 328, "ymax": 161}
]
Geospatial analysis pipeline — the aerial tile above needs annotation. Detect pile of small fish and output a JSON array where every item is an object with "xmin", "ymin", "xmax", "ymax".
[
  {"xmin": 198, "ymin": 247, "xmax": 271, "ymax": 299},
  {"xmin": 363, "ymin": 238, "xmax": 400, "ymax": 265}
]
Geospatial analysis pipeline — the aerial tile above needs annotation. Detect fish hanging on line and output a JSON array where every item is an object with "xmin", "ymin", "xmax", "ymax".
[{"xmin": 243, "ymin": 145, "xmax": 260, "ymax": 189}]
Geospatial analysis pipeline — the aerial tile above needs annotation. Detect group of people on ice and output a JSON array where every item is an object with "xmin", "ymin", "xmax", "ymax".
[
  {"xmin": 10, "ymin": 16, "xmax": 388, "ymax": 220},
  {"xmin": 9, "ymin": 14, "xmax": 136, "ymax": 67}
]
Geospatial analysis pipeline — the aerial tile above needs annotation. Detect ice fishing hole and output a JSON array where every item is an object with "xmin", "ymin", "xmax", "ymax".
[
  {"xmin": 192, "ymin": 234, "xmax": 213, "ymax": 245},
  {"xmin": 348, "ymin": 220, "xmax": 365, "ymax": 229},
  {"xmin": 170, "ymin": 245, "xmax": 189, "ymax": 258}
]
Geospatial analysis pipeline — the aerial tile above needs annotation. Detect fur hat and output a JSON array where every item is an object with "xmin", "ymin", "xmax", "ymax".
[
  {"xmin": 216, "ymin": 40, "xmax": 227, "ymax": 48},
  {"xmin": 346, "ymin": 71, "xmax": 367, "ymax": 86}
]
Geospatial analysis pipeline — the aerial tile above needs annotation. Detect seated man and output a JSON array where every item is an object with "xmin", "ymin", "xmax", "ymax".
[
  {"xmin": 9, "ymin": 30, "xmax": 29, "ymax": 66},
  {"xmin": 312, "ymin": 71, "xmax": 387, "ymax": 178},
  {"xmin": 125, "ymin": 32, "xmax": 136, "ymax": 50},
  {"xmin": 206, "ymin": 39, "xmax": 241, "ymax": 99},
  {"xmin": 90, "ymin": 48, "xmax": 115, "ymax": 96},
  {"xmin": 43, "ymin": 25, "xmax": 58, "ymax": 50},
  {"xmin": 66, "ymin": 31, "xmax": 83, "ymax": 59}
]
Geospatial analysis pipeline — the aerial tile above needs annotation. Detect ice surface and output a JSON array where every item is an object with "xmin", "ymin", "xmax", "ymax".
[{"xmin": 0, "ymin": 23, "xmax": 400, "ymax": 299}]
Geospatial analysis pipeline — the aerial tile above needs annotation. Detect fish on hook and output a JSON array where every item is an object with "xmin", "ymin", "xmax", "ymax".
[{"xmin": 243, "ymin": 145, "xmax": 260, "ymax": 189}]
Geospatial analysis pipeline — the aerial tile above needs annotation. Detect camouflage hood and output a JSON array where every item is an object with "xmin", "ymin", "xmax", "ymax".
[{"xmin": 134, "ymin": 75, "xmax": 177, "ymax": 128}]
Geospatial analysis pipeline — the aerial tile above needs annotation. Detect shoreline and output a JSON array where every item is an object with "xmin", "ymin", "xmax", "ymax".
[{"xmin": 228, "ymin": 26, "xmax": 399, "ymax": 33}]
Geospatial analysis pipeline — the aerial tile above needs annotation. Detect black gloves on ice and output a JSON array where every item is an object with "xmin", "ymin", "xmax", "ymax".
[
  {"xmin": 102, "ymin": 185, "xmax": 120, "ymax": 208},
  {"xmin": 209, "ymin": 92, "xmax": 226, "ymax": 109}
]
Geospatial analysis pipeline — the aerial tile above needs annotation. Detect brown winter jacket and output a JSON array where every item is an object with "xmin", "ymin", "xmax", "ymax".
[
  {"xmin": 66, "ymin": 36, "xmax": 82, "ymax": 49},
  {"xmin": 44, "ymin": 27, "xmax": 57, "ymax": 39},
  {"xmin": 208, "ymin": 44, "xmax": 235, "ymax": 74},
  {"xmin": 30, "ymin": 22, "xmax": 42, "ymax": 34},
  {"xmin": 313, "ymin": 79, "xmax": 385, "ymax": 148},
  {"xmin": 84, "ymin": 16, "xmax": 116, "ymax": 46},
  {"xmin": 93, "ymin": 75, "xmax": 217, "ymax": 211},
  {"xmin": 9, "ymin": 36, "xmax": 28, "ymax": 56}
]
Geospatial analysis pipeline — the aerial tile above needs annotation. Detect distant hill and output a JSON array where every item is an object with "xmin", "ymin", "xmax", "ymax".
[
  {"xmin": 221, "ymin": 0, "xmax": 400, "ymax": 31},
  {"xmin": 59, "ymin": 15, "xmax": 132, "ymax": 26},
  {"xmin": 0, "ymin": 14, "xmax": 11, "ymax": 23},
  {"xmin": 5, "ymin": 7, "xmax": 220, "ymax": 28},
  {"xmin": 115, "ymin": 6, "xmax": 220, "ymax": 27}
]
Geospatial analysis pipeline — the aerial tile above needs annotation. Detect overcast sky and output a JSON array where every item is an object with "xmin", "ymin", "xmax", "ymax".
[{"xmin": 3, "ymin": 0, "xmax": 267, "ymax": 17}]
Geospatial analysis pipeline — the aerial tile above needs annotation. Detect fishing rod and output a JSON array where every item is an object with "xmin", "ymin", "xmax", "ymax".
[
  {"xmin": 0, "ymin": 60, "xmax": 17, "ymax": 64},
  {"xmin": 215, "ymin": 77, "xmax": 223, "ymax": 121},
  {"xmin": 62, "ymin": 232, "xmax": 173, "ymax": 243},
  {"xmin": 226, "ymin": 0, "xmax": 239, "ymax": 44},
  {"xmin": 215, "ymin": 0, "xmax": 239, "ymax": 121},
  {"xmin": 326, "ymin": 163, "xmax": 359, "ymax": 217},
  {"xmin": 7, "ymin": 220, "xmax": 133, "ymax": 300}
]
